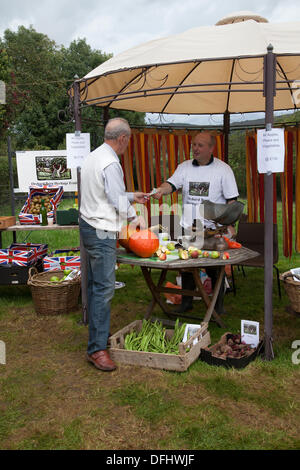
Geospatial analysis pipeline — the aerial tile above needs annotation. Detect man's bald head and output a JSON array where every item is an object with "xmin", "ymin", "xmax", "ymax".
[{"xmin": 104, "ymin": 118, "xmax": 131, "ymax": 141}]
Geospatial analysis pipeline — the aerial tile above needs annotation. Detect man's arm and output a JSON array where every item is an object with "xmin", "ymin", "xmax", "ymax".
[
  {"xmin": 151, "ymin": 182, "xmax": 175, "ymax": 200},
  {"xmin": 103, "ymin": 163, "xmax": 146, "ymax": 220}
]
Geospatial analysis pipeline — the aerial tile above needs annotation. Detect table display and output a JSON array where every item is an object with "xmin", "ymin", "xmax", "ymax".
[{"xmin": 116, "ymin": 245, "xmax": 259, "ymax": 328}]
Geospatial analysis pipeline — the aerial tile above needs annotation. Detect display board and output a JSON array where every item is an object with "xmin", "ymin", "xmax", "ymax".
[{"xmin": 16, "ymin": 150, "xmax": 78, "ymax": 192}]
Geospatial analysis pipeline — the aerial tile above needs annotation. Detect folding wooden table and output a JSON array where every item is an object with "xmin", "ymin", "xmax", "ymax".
[{"xmin": 117, "ymin": 246, "xmax": 258, "ymax": 328}]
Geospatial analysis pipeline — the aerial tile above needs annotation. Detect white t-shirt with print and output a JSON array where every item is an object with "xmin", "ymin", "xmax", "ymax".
[{"xmin": 167, "ymin": 158, "xmax": 239, "ymax": 228}]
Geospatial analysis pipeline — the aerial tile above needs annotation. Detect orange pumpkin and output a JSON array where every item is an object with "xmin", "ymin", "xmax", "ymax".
[
  {"xmin": 119, "ymin": 224, "xmax": 139, "ymax": 251},
  {"xmin": 128, "ymin": 229, "xmax": 159, "ymax": 258}
]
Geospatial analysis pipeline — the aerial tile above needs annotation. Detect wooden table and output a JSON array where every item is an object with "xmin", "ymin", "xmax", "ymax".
[{"xmin": 117, "ymin": 246, "xmax": 259, "ymax": 328}]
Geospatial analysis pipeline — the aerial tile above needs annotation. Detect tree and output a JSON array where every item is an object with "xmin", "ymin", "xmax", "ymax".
[{"xmin": 1, "ymin": 27, "xmax": 145, "ymax": 150}]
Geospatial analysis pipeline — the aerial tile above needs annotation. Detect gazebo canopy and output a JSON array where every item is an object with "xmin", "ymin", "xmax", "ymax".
[{"xmin": 79, "ymin": 12, "xmax": 300, "ymax": 115}]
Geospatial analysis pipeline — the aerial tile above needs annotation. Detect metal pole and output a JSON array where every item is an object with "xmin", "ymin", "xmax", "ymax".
[
  {"xmin": 7, "ymin": 135, "xmax": 16, "ymax": 243},
  {"xmin": 73, "ymin": 79, "xmax": 89, "ymax": 325},
  {"xmin": 263, "ymin": 45, "xmax": 276, "ymax": 360},
  {"xmin": 223, "ymin": 111, "xmax": 230, "ymax": 163}
]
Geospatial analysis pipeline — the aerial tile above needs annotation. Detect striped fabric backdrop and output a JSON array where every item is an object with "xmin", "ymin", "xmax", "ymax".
[
  {"xmin": 120, "ymin": 129, "xmax": 224, "ymax": 226},
  {"xmin": 246, "ymin": 127, "xmax": 300, "ymax": 257}
]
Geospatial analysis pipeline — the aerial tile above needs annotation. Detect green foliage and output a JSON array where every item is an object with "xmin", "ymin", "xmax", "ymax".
[{"xmin": 0, "ymin": 27, "xmax": 145, "ymax": 150}]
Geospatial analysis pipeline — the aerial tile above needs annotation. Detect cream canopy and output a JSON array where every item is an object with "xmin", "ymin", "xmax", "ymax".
[
  {"xmin": 74, "ymin": 12, "xmax": 300, "ymax": 360},
  {"xmin": 79, "ymin": 13, "xmax": 300, "ymax": 115}
]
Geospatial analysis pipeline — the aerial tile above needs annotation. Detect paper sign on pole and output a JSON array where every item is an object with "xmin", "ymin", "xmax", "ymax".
[
  {"xmin": 257, "ymin": 128, "xmax": 285, "ymax": 174},
  {"xmin": 66, "ymin": 133, "xmax": 90, "ymax": 168}
]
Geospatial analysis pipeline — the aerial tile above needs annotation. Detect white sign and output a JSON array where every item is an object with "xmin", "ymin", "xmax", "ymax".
[
  {"xmin": 241, "ymin": 320, "xmax": 260, "ymax": 348},
  {"xmin": 182, "ymin": 323, "xmax": 202, "ymax": 345},
  {"xmin": 0, "ymin": 81, "xmax": 5, "ymax": 104},
  {"xmin": 257, "ymin": 128, "xmax": 285, "ymax": 174},
  {"xmin": 66, "ymin": 133, "xmax": 90, "ymax": 168},
  {"xmin": 290, "ymin": 267, "xmax": 300, "ymax": 283},
  {"xmin": 16, "ymin": 150, "xmax": 78, "ymax": 192}
]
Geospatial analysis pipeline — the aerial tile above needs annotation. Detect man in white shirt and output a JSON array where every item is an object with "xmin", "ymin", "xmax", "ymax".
[
  {"xmin": 80, "ymin": 117, "xmax": 147, "ymax": 371},
  {"xmin": 152, "ymin": 131, "xmax": 239, "ymax": 314}
]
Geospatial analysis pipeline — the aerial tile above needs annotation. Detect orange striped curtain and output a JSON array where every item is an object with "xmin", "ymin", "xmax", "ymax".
[{"xmin": 120, "ymin": 129, "xmax": 225, "ymax": 225}]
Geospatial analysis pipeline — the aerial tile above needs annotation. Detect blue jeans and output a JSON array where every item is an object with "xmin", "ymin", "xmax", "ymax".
[{"xmin": 79, "ymin": 217, "xmax": 117, "ymax": 354}]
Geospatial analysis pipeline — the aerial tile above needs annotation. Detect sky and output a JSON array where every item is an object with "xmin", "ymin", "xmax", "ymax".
[{"xmin": 1, "ymin": 0, "xmax": 299, "ymax": 125}]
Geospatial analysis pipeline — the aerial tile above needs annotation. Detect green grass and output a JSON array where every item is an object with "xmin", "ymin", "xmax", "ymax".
[{"xmin": 0, "ymin": 200, "xmax": 300, "ymax": 450}]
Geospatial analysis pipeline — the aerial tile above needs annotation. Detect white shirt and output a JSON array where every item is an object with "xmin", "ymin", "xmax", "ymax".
[{"xmin": 167, "ymin": 158, "xmax": 239, "ymax": 228}]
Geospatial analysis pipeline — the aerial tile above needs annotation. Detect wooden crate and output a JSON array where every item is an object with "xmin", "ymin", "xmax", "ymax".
[
  {"xmin": 109, "ymin": 320, "xmax": 211, "ymax": 372},
  {"xmin": 0, "ymin": 216, "xmax": 16, "ymax": 229}
]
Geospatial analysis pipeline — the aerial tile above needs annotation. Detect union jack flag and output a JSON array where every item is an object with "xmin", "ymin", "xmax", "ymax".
[{"xmin": 43, "ymin": 252, "xmax": 80, "ymax": 272}]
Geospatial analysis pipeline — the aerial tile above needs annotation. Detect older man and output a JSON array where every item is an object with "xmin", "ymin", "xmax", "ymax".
[
  {"xmin": 152, "ymin": 131, "xmax": 239, "ymax": 314},
  {"xmin": 79, "ymin": 117, "xmax": 147, "ymax": 371}
]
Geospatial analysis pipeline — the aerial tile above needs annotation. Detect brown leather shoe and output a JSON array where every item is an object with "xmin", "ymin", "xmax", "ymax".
[{"xmin": 87, "ymin": 350, "xmax": 117, "ymax": 371}]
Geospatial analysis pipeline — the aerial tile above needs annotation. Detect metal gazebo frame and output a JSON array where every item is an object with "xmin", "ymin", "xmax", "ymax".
[{"xmin": 70, "ymin": 43, "xmax": 297, "ymax": 361}]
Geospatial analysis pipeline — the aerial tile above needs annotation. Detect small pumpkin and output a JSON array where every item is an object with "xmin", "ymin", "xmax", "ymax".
[
  {"xmin": 128, "ymin": 229, "xmax": 159, "ymax": 258},
  {"xmin": 119, "ymin": 224, "xmax": 140, "ymax": 251}
]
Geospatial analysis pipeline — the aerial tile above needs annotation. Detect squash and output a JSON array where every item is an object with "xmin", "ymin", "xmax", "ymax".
[
  {"xmin": 119, "ymin": 224, "xmax": 140, "ymax": 251},
  {"xmin": 128, "ymin": 229, "xmax": 159, "ymax": 258}
]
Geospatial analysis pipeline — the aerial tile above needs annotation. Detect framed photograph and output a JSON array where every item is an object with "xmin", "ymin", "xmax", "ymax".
[
  {"xmin": 241, "ymin": 320, "xmax": 259, "ymax": 348},
  {"xmin": 182, "ymin": 323, "xmax": 202, "ymax": 345}
]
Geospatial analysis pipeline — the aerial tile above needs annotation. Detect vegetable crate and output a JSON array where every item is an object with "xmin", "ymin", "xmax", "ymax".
[
  {"xmin": 199, "ymin": 332, "xmax": 264, "ymax": 369},
  {"xmin": 19, "ymin": 184, "xmax": 64, "ymax": 225},
  {"xmin": 0, "ymin": 243, "xmax": 48, "ymax": 266},
  {"xmin": 0, "ymin": 259, "xmax": 43, "ymax": 285},
  {"xmin": 56, "ymin": 209, "xmax": 79, "ymax": 225},
  {"xmin": 0, "ymin": 216, "xmax": 16, "ymax": 229},
  {"xmin": 43, "ymin": 248, "xmax": 80, "ymax": 271},
  {"xmin": 109, "ymin": 320, "xmax": 211, "ymax": 372}
]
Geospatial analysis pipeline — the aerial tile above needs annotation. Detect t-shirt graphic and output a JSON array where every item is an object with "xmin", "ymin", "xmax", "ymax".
[{"xmin": 189, "ymin": 181, "xmax": 210, "ymax": 197}]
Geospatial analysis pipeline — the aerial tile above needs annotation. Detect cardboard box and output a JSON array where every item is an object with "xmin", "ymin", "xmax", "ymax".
[
  {"xmin": 43, "ymin": 248, "xmax": 80, "ymax": 271},
  {"xmin": 19, "ymin": 185, "xmax": 64, "ymax": 225},
  {"xmin": 109, "ymin": 320, "xmax": 211, "ymax": 372},
  {"xmin": 0, "ymin": 243, "xmax": 48, "ymax": 266}
]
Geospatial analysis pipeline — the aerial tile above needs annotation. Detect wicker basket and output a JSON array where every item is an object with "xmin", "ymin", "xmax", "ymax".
[
  {"xmin": 27, "ymin": 267, "xmax": 81, "ymax": 315},
  {"xmin": 280, "ymin": 271, "xmax": 300, "ymax": 313}
]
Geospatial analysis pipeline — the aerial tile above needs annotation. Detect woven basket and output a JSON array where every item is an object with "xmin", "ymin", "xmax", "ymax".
[
  {"xmin": 27, "ymin": 267, "xmax": 81, "ymax": 315},
  {"xmin": 280, "ymin": 271, "xmax": 300, "ymax": 313}
]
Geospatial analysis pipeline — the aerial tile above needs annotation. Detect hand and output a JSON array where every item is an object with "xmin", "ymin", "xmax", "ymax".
[
  {"xmin": 133, "ymin": 192, "xmax": 148, "ymax": 204},
  {"xmin": 151, "ymin": 187, "xmax": 165, "ymax": 200},
  {"xmin": 226, "ymin": 225, "xmax": 236, "ymax": 239}
]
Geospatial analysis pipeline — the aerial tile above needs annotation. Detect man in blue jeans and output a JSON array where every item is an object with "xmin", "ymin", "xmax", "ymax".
[{"xmin": 79, "ymin": 117, "xmax": 147, "ymax": 371}]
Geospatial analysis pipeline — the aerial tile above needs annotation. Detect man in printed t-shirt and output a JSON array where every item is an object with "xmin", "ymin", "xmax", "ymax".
[{"xmin": 151, "ymin": 131, "xmax": 239, "ymax": 314}]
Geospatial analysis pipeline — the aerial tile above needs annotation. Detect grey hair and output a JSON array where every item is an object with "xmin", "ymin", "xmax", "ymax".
[{"xmin": 104, "ymin": 117, "xmax": 131, "ymax": 140}]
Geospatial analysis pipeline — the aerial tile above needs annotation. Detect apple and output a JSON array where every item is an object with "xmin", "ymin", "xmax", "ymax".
[
  {"xmin": 210, "ymin": 251, "xmax": 220, "ymax": 259},
  {"xmin": 63, "ymin": 269, "xmax": 72, "ymax": 275},
  {"xmin": 162, "ymin": 236, "xmax": 169, "ymax": 241},
  {"xmin": 190, "ymin": 250, "xmax": 199, "ymax": 259},
  {"xmin": 178, "ymin": 249, "xmax": 189, "ymax": 260},
  {"xmin": 50, "ymin": 276, "xmax": 60, "ymax": 282},
  {"xmin": 203, "ymin": 251, "xmax": 210, "ymax": 258},
  {"xmin": 159, "ymin": 252, "xmax": 167, "ymax": 261},
  {"xmin": 222, "ymin": 252, "xmax": 230, "ymax": 260},
  {"xmin": 167, "ymin": 242, "xmax": 175, "ymax": 251}
]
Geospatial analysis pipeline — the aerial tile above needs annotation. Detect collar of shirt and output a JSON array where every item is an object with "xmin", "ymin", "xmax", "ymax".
[{"xmin": 192, "ymin": 154, "xmax": 214, "ymax": 166}]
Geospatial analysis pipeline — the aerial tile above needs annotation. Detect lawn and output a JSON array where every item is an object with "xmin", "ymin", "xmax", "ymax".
[{"xmin": 0, "ymin": 198, "xmax": 300, "ymax": 450}]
